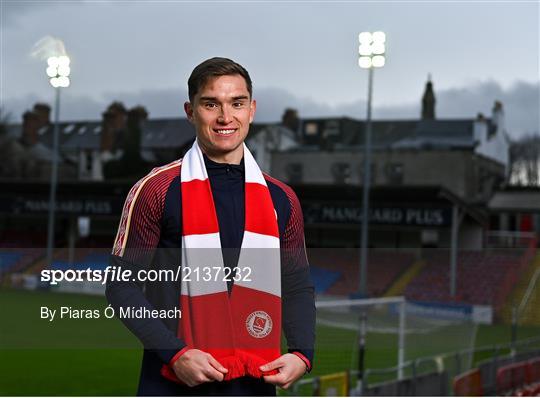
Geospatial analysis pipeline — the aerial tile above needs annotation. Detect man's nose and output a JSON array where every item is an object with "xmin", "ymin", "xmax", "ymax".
[{"xmin": 217, "ymin": 105, "xmax": 233, "ymax": 124}]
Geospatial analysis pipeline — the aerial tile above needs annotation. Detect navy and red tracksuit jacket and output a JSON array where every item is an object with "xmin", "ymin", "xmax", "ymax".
[{"xmin": 106, "ymin": 155, "xmax": 316, "ymax": 396}]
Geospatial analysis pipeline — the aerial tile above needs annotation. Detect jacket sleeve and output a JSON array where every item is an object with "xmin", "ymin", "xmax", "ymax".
[
  {"xmin": 280, "ymin": 186, "xmax": 316, "ymax": 371},
  {"xmin": 106, "ymin": 171, "xmax": 186, "ymax": 364}
]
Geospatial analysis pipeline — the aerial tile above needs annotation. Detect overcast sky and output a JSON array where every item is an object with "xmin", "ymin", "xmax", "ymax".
[{"xmin": 1, "ymin": 1, "xmax": 539, "ymax": 137}]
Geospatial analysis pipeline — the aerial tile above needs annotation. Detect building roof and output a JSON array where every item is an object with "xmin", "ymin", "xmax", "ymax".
[
  {"xmin": 32, "ymin": 121, "xmax": 102, "ymax": 150},
  {"xmin": 12, "ymin": 118, "xmax": 196, "ymax": 151},
  {"xmin": 62, "ymin": 122, "xmax": 102, "ymax": 150},
  {"xmin": 296, "ymin": 116, "xmax": 491, "ymax": 151},
  {"xmin": 140, "ymin": 118, "xmax": 195, "ymax": 149},
  {"xmin": 10, "ymin": 114, "xmax": 493, "ymax": 152},
  {"xmin": 358, "ymin": 119, "xmax": 419, "ymax": 146},
  {"xmin": 20, "ymin": 118, "xmax": 272, "ymax": 151},
  {"xmin": 390, "ymin": 119, "xmax": 476, "ymax": 149}
]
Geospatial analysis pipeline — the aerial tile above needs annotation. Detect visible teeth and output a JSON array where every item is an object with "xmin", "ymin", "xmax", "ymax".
[{"xmin": 216, "ymin": 129, "xmax": 235, "ymax": 135}]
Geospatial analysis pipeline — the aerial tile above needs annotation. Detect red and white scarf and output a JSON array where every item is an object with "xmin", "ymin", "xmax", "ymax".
[{"xmin": 161, "ymin": 140, "xmax": 281, "ymax": 382}]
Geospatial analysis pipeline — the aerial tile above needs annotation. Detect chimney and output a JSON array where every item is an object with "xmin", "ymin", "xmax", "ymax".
[
  {"xmin": 21, "ymin": 110, "xmax": 40, "ymax": 146},
  {"xmin": 128, "ymin": 105, "xmax": 149, "ymax": 127},
  {"xmin": 473, "ymin": 112, "xmax": 488, "ymax": 144},
  {"xmin": 100, "ymin": 101, "xmax": 127, "ymax": 152},
  {"xmin": 281, "ymin": 108, "xmax": 300, "ymax": 142},
  {"xmin": 123, "ymin": 106, "xmax": 148, "ymax": 160},
  {"xmin": 282, "ymin": 108, "xmax": 299, "ymax": 131},
  {"xmin": 33, "ymin": 103, "xmax": 51, "ymax": 128},
  {"xmin": 421, "ymin": 74, "xmax": 436, "ymax": 120},
  {"xmin": 492, "ymin": 100, "xmax": 504, "ymax": 130}
]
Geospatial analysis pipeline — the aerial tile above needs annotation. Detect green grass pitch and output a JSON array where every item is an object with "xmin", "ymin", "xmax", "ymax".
[{"xmin": 1, "ymin": 289, "xmax": 539, "ymax": 395}]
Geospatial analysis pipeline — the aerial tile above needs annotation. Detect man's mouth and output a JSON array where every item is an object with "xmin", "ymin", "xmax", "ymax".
[{"xmin": 214, "ymin": 128, "xmax": 237, "ymax": 136}]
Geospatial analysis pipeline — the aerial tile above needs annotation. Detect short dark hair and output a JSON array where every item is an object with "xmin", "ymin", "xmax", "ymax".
[{"xmin": 188, "ymin": 57, "xmax": 252, "ymax": 102}]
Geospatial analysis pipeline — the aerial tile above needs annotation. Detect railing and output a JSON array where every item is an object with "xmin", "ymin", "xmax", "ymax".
[
  {"xmin": 288, "ymin": 335, "xmax": 540, "ymax": 396},
  {"xmin": 517, "ymin": 266, "xmax": 540, "ymax": 318},
  {"xmin": 485, "ymin": 230, "xmax": 537, "ymax": 249}
]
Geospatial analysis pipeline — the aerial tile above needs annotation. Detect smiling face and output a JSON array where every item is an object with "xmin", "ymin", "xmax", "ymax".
[{"xmin": 184, "ymin": 74, "xmax": 256, "ymax": 164}]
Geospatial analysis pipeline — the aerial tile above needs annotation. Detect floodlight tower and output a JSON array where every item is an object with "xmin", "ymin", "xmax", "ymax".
[
  {"xmin": 358, "ymin": 31, "xmax": 386, "ymax": 296},
  {"xmin": 45, "ymin": 55, "xmax": 71, "ymax": 266}
]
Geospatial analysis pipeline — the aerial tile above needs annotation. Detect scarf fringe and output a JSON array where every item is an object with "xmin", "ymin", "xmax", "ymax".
[{"xmin": 160, "ymin": 349, "xmax": 279, "ymax": 384}]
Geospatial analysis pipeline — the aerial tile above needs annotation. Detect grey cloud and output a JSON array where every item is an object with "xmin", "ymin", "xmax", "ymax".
[
  {"xmin": 331, "ymin": 80, "xmax": 540, "ymax": 138},
  {"xmin": 2, "ymin": 2, "xmax": 53, "ymax": 28}
]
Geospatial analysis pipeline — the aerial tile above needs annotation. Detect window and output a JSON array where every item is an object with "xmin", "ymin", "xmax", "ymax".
[{"xmin": 305, "ymin": 123, "xmax": 318, "ymax": 136}]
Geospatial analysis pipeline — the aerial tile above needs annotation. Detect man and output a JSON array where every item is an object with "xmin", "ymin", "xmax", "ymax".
[{"xmin": 106, "ymin": 57, "xmax": 315, "ymax": 396}]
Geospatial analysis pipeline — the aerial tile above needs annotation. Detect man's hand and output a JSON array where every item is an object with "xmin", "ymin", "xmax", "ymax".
[
  {"xmin": 260, "ymin": 353, "xmax": 307, "ymax": 390},
  {"xmin": 172, "ymin": 349, "xmax": 228, "ymax": 387}
]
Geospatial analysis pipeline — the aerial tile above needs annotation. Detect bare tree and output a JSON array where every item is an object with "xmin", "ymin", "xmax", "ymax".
[
  {"xmin": 509, "ymin": 134, "xmax": 540, "ymax": 186},
  {"xmin": 0, "ymin": 107, "xmax": 10, "ymax": 135}
]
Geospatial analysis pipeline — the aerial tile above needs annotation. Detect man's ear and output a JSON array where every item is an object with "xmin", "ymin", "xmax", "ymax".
[
  {"xmin": 249, "ymin": 99, "xmax": 257, "ymax": 124},
  {"xmin": 184, "ymin": 101, "xmax": 194, "ymax": 122}
]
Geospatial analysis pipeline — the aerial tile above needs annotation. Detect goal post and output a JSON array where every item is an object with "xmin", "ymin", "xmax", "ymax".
[{"xmin": 315, "ymin": 296, "xmax": 407, "ymax": 392}]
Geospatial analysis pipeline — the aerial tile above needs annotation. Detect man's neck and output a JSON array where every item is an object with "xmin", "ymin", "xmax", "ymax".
[{"xmin": 203, "ymin": 148, "xmax": 244, "ymax": 165}]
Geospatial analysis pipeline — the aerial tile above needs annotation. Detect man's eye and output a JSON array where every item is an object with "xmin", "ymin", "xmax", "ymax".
[
  {"xmin": 205, "ymin": 103, "xmax": 217, "ymax": 109},
  {"xmin": 233, "ymin": 102, "xmax": 245, "ymax": 108}
]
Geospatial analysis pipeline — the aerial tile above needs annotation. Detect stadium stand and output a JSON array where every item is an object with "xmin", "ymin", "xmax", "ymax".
[
  {"xmin": 49, "ymin": 255, "xmax": 109, "ymax": 272},
  {"xmin": 454, "ymin": 355, "xmax": 540, "ymax": 396},
  {"xmin": 0, "ymin": 230, "xmax": 47, "ymax": 248},
  {"xmin": 0, "ymin": 252, "xmax": 22, "ymax": 271},
  {"xmin": 48, "ymin": 246, "xmax": 110, "ymax": 272},
  {"xmin": 309, "ymin": 266, "xmax": 342, "ymax": 294},
  {"xmin": 528, "ymin": 358, "xmax": 540, "ymax": 386},
  {"xmin": 497, "ymin": 361, "xmax": 529, "ymax": 395},
  {"xmin": 24, "ymin": 236, "xmax": 113, "ymax": 274},
  {"xmin": 0, "ymin": 230, "xmax": 46, "ymax": 281},
  {"xmin": 307, "ymin": 249, "xmax": 415, "ymax": 297},
  {"xmin": 452, "ymin": 368, "xmax": 483, "ymax": 396},
  {"xmin": 2, "ymin": 234, "xmax": 113, "ymax": 283},
  {"xmin": 404, "ymin": 248, "xmax": 534, "ymax": 309}
]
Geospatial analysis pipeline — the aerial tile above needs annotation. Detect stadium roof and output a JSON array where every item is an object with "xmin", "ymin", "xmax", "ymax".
[
  {"xmin": 0, "ymin": 180, "xmax": 487, "ymax": 225},
  {"xmin": 488, "ymin": 188, "xmax": 540, "ymax": 212},
  {"xmin": 292, "ymin": 184, "xmax": 487, "ymax": 225}
]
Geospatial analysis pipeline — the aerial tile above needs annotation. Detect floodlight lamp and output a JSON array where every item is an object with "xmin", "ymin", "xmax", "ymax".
[
  {"xmin": 372, "ymin": 43, "xmax": 385, "ymax": 55},
  {"xmin": 358, "ymin": 56, "xmax": 372, "ymax": 69},
  {"xmin": 58, "ymin": 76, "xmax": 70, "ymax": 88},
  {"xmin": 57, "ymin": 55, "xmax": 70, "ymax": 67},
  {"xmin": 359, "ymin": 44, "xmax": 372, "ymax": 56},
  {"xmin": 358, "ymin": 32, "xmax": 372, "ymax": 45},
  {"xmin": 372, "ymin": 31, "xmax": 386, "ymax": 43},
  {"xmin": 372, "ymin": 55, "xmax": 385, "ymax": 68},
  {"xmin": 47, "ymin": 57, "xmax": 59, "ymax": 68},
  {"xmin": 46, "ymin": 66, "xmax": 58, "ymax": 78},
  {"xmin": 58, "ymin": 65, "xmax": 71, "ymax": 77},
  {"xmin": 50, "ymin": 77, "xmax": 60, "ymax": 88}
]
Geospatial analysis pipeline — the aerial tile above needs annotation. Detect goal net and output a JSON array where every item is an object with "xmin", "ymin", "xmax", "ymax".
[{"xmin": 306, "ymin": 296, "xmax": 477, "ymax": 395}]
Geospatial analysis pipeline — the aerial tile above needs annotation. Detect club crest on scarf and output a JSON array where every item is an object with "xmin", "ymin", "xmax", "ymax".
[{"xmin": 246, "ymin": 310, "xmax": 273, "ymax": 338}]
